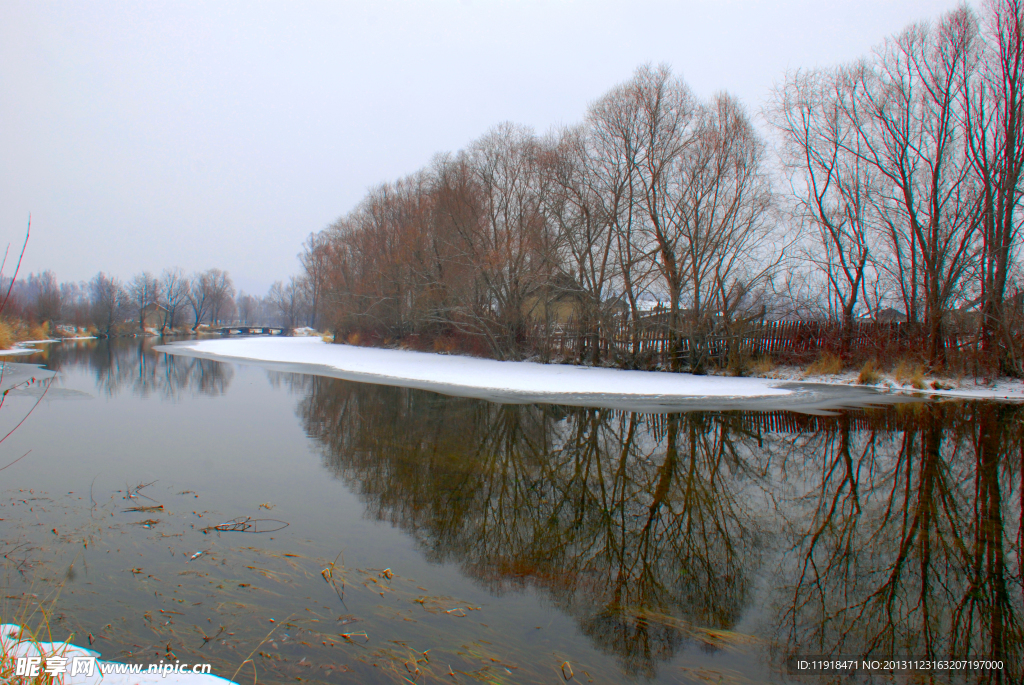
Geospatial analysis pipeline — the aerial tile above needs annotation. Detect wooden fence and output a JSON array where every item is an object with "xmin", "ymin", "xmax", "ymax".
[{"xmin": 529, "ymin": 318, "xmax": 978, "ymax": 367}]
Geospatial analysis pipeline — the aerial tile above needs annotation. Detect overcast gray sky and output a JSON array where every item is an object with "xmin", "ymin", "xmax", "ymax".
[{"xmin": 1, "ymin": 0, "xmax": 961, "ymax": 295}]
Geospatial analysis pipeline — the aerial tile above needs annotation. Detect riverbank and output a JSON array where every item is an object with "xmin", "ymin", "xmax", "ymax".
[{"xmin": 157, "ymin": 337, "xmax": 919, "ymax": 411}]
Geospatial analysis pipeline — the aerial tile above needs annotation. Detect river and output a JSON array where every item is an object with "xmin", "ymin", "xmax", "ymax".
[{"xmin": 1, "ymin": 338, "xmax": 1020, "ymax": 684}]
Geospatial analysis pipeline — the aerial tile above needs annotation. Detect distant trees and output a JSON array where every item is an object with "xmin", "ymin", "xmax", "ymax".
[
  {"xmin": 90, "ymin": 272, "xmax": 127, "ymax": 336},
  {"xmin": 299, "ymin": 232, "xmax": 331, "ymax": 331},
  {"xmin": 0, "ymin": 265, "xmax": 243, "ymax": 336},
  {"xmin": 267, "ymin": 278, "xmax": 308, "ymax": 329},
  {"xmin": 185, "ymin": 269, "xmax": 235, "ymax": 331},
  {"xmin": 160, "ymin": 268, "xmax": 189, "ymax": 331},
  {"xmin": 32, "ymin": 271, "xmax": 62, "ymax": 325},
  {"xmin": 129, "ymin": 272, "xmax": 161, "ymax": 331},
  {"xmin": 236, "ymin": 292, "xmax": 260, "ymax": 325}
]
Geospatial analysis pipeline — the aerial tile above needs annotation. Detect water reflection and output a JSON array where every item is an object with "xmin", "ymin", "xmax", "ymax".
[
  {"xmin": 294, "ymin": 376, "xmax": 1023, "ymax": 681},
  {"xmin": 43, "ymin": 338, "xmax": 232, "ymax": 398},
  {"xmin": 772, "ymin": 403, "xmax": 1023, "ymax": 681}
]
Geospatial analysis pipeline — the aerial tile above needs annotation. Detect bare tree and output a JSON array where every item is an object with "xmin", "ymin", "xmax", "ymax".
[
  {"xmin": 267, "ymin": 278, "xmax": 308, "ymax": 329},
  {"xmin": 236, "ymin": 291, "xmax": 259, "ymax": 325},
  {"xmin": 771, "ymin": 66, "xmax": 878, "ymax": 338},
  {"xmin": 856, "ymin": 10, "xmax": 981, "ymax": 364},
  {"xmin": 300, "ymin": 232, "xmax": 331, "ymax": 330},
  {"xmin": 624, "ymin": 64, "xmax": 700, "ymax": 370},
  {"xmin": 206, "ymin": 269, "xmax": 235, "ymax": 325},
  {"xmin": 33, "ymin": 270, "xmax": 62, "ymax": 326},
  {"xmin": 187, "ymin": 271, "xmax": 213, "ymax": 331},
  {"xmin": 671, "ymin": 93, "xmax": 776, "ymax": 371},
  {"xmin": 968, "ymin": 0, "xmax": 1024, "ymax": 372},
  {"xmin": 160, "ymin": 268, "xmax": 189, "ymax": 332},
  {"xmin": 129, "ymin": 271, "xmax": 161, "ymax": 332},
  {"xmin": 462, "ymin": 123, "xmax": 558, "ymax": 358},
  {"xmin": 90, "ymin": 272, "xmax": 127, "ymax": 336},
  {"xmin": 547, "ymin": 126, "xmax": 621, "ymax": 364}
]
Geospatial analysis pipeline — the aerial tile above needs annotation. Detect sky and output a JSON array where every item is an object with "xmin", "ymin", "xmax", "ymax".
[{"xmin": 1, "ymin": 0, "xmax": 962, "ymax": 296}]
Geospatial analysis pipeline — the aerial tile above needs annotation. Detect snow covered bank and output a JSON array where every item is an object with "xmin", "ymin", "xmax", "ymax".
[
  {"xmin": 1, "ymin": 624, "xmax": 236, "ymax": 684},
  {"xmin": 762, "ymin": 364, "xmax": 1024, "ymax": 401},
  {"xmin": 157, "ymin": 337, "xmax": 901, "ymax": 411},
  {"xmin": 0, "ymin": 339, "xmax": 60, "ymax": 356}
]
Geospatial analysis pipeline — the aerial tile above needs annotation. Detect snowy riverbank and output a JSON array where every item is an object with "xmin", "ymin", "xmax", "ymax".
[
  {"xmin": 157, "ymin": 337, "xmax": 909, "ymax": 411},
  {"xmin": 1, "ymin": 624, "xmax": 236, "ymax": 685}
]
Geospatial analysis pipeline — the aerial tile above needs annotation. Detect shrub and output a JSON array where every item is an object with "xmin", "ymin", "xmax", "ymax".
[
  {"xmin": 857, "ymin": 360, "xmax": 882, "ymax": 385},
  {"xmin": 894, "ymin": 359, "xmax": 927, "ymax": 389},
  {"xmin": 806, "ymin": 352, "xmax": 843, "ymax": 376},
  {"xmin": 28, "ymin": 322, "xmax": 48, "ymax": 341},
  {"xmin": 0, "ymin": 320, "xmax": 13, "ymax": 351},
  {"xmin": 433, "ymin": 336, "xmax": 457, "ymax": 353}
]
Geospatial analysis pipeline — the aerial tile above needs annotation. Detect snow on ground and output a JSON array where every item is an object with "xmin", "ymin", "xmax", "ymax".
[
  {"xmin": 157, "ymin": 337, "xmax": 903, "ymax": 412},
  {"xmin": 758, "ymin": 364, "xmax": 1024, "ymax": 400},
  {"xmin": 0, "ymin": 624, "xmax": 236, "ymax": 684},
  {"xmin": 0, "ymin": 340, "xmax": 60, "ymax": 356}
]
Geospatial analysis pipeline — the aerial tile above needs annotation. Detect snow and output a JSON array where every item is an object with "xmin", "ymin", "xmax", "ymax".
[
  {"xmin": 156, "ymin": 337, "xmax": 901, "ymax": 411},
  {"xmin": 763, "ymin": 364, "xmax": 1024, "ymax": 400},
  {"xmin": 0, "ymin": 624, "xmax": 236, "ymax": 684},
  {"xmin": 0, "ymin": 340, "xmax": 59, "ymax": 356}
]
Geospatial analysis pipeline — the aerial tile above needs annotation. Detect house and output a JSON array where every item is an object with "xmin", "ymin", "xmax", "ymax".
[
  {"xmin": 140, "ymin": 302, "xmax": 169, "ymax": 330},
  {"xmin": 873, "ymin": 307, "xmax": 907, "ymax": 323},
  {"xmin": 522, "ymin": 275, "xmax": 587, "ymax": 325}
]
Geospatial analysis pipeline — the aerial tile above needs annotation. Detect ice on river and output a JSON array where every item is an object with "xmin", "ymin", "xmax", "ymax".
[{"xmin": 158, "ymin": 336, "xmax": 901, "ymax": 412}]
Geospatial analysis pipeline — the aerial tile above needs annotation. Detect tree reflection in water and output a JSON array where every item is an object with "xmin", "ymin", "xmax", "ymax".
[
  {"xmin": 294, "ymin": 376, "xmax": 1023, "ymax": 681},
  {"xmin": 44, "ymin": 338, "xmax": 232, "ymax": 398},
  {"xmin": 773, "ymin": 403, "xmax": 1023, "ymax": 682}
]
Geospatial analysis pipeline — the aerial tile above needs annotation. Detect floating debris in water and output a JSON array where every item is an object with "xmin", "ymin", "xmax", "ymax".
[{"xmin": 200, "ymin": 516, "xmax": 288, "ymax": 534}]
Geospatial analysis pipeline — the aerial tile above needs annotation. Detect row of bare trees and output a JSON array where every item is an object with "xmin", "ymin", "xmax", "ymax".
[
  {"xmin": 771, "ymin": 0, "xmax": 1024, "ymax": 370},
  {"xmin": 7, "ymin": 268, "xmax": 235, "ymax": 335},
  {"xmin": 305, "ymin": 66, "xmax": 778, "ymax": 370},
  {"xmin": 6, "ymin": 265, "xmax": 320, "ymax": 335},
  {"xmin": 301, "ymin": 0, "xmax": 1024, "ymax": 374}
]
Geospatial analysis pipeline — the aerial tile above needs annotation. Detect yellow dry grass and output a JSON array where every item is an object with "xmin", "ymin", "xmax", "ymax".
[
  {"xmin": 806, "ymin": 352, "xmax": 843, "ymax": 376},
  {"xmin": 0, "ymin": 624, "xmax": 63, "ymax": 685},
  {"xmin": 894, "ymin": 359, "xmax": 927, "ymax": 389},
  {"xmin": 0, "ymin": 320, "xmax": 14, "ymax": 351},
  {"xmin": 857, "ymin": 360, "xmax": 882, "ymax": 385},
  {"xmin": 28, "ymin": 322, "xmax": 49, "ymax": 341}
]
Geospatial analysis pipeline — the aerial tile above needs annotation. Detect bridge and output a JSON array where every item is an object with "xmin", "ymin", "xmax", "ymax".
[{"xmin": 218, "ymin": 325, "xmax": 289, "ymax": 336}]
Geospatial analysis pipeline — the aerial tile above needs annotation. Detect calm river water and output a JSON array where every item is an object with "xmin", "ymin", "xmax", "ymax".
[{"xmin": 1, "ymin": 339, "xmax": 1020, "ymax": 684}]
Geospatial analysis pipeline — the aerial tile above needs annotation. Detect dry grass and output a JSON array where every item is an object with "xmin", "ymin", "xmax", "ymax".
[
  {"xmin": 806, "ymin": 352, "xmax": 843, "ymax": 376},
  {"xmin": 894, "ymin": 359, "xmax": 927, "ymax": 389},
  {"xmin": 1, "ymin": 568, "xmax": 76, "ymax": 685},
  {"xmin": 857, "ymin": 360, "xmax": 883, "ymax": 385},
  {"xmin": 749, "ymin": 356, "xmax": 774, "ymax": 375},
  {"xmin": 28, "ymin": 322, "xmax": 49, "ymax": 341},
  {"xmin": 0, "ymin": 624, "xmax": 62, "ymax": 685},
  {"xmin": 433, "ymin": 336, "xmax": 457, "ymax": 354},
  {"xmin": 0, "ymin": 320, "xmax": 14, "ymax": 351},
  {"xmin": 345, "ymin": 332, "xmax": 361, "ymax": 346}
]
